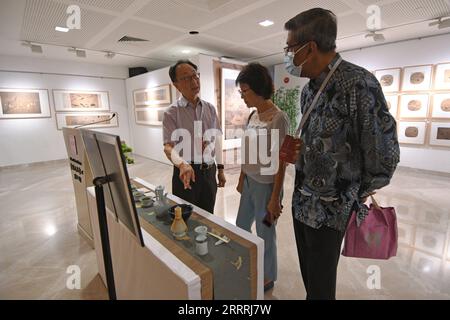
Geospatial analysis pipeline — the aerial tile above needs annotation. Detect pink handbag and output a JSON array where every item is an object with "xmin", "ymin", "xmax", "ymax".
[{"xmin": 342, "ymin": 196, "xmax": 398, "ymax": 259}]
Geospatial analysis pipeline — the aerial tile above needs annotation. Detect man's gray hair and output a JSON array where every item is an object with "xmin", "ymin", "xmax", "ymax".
[{"xmin": 284, "ymin": 8, "xmax": 337, "ymax": 52}]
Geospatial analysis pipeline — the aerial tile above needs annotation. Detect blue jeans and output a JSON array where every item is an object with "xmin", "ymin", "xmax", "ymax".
[{"xmin": 236, "ymin": 175, "xmax": 277, "ymax": 282}]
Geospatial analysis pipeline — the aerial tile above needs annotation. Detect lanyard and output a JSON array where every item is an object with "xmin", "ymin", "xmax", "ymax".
[
  {"xmin": 192, "ymin": 100, "xmax": 204, "ymax": 163},
  {"xmin": 294, "ymin": 56, "xmax": 342, "ymax": 138}
]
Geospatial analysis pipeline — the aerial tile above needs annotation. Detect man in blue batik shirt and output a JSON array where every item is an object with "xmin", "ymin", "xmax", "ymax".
[{"xmin": 283, "ymin": 8, "xmax": 400, "ymax": 300}]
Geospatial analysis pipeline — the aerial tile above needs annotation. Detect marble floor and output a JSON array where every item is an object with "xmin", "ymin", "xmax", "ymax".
[{"xmin": 1, "ymin": 155, "xmax": 450, "ymax": 300}]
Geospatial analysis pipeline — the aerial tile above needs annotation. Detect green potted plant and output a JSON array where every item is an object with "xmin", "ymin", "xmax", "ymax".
[
  {"xmin": 121, "ymin": 141, "xmax": 135, "ymax": 164},
  {"xmin": 273, "ymin": 86, "xmax": 300, "ymax": 135}
]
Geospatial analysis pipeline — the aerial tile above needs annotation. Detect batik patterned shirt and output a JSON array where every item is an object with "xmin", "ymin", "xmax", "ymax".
[{"xmin": 292, "ymin": 53, "xmax": 400, "ymax": 231}]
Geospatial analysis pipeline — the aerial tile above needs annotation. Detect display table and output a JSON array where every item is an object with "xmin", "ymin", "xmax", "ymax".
[{"xmin": 87, "ymin": 177, "xmax": 264, "ymax": 300}]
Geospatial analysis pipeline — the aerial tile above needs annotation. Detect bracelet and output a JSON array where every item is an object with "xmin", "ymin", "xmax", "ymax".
[{"xmin": 217, "ymin": 164, "xmax": 224, "ymax": 170}]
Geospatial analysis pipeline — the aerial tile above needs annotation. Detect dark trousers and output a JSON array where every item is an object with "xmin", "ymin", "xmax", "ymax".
[
  {"xmin": 172, "ymin": 164, "xmax": 217, "ymax": 214},
  {"xmin": 292, "ymin": 212, "xmax": 346, "ymax": 300}
]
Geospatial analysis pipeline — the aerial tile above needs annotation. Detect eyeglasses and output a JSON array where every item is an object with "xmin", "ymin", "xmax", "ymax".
[
  {"xmin": 238, "ymin": 88, "xmax": 251, "ymax": 95},
  {"xmin": 283, "ymin": 42, "xmax": 303, "ymax": 55},
  {"xmin": 177, "ymin": 72, "xmax": 200, "ymax": 83}
]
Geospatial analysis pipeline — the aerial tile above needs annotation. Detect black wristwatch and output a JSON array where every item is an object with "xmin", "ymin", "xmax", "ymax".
[{"xmin": 217, "ymin": 164, "xmax": 224, "ymax": 170}]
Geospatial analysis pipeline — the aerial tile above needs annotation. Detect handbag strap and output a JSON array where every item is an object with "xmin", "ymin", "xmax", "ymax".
[
  {"xmin": 294, "ymin": 56, "xmax": 343, "ymax": 138},
  {"xmin": 370, "ymin": 195, "xmax": 381, "ymax": 211}
]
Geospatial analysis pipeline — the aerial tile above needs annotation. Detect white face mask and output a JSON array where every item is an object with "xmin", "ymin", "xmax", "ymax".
[{"xmin": 284, "ymin": 42, "xmax": 310, "ymax": 78}]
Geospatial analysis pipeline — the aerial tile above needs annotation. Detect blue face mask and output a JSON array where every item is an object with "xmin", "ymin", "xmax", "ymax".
[{"xmin": 284, "ymin": 42, "xmax": 310, "ymax": 77}]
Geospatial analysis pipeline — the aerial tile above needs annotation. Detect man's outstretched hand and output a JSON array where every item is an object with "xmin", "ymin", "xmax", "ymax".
[{"xmin": 179, "ymin": 163, "xmax": 195, "ymax": 189}]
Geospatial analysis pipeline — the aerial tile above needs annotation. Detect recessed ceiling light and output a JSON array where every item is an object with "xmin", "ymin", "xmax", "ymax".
[
  {"xmin": 181, "ymin": 49, "xmax": 191, "ymax": 54},
  {"xmin": 259, "ymin": 20, "xmax": 274, "ymax": 27},
  {"xmin": 55, "ymin": 26, "xmax": 69, "ymax": 32}
]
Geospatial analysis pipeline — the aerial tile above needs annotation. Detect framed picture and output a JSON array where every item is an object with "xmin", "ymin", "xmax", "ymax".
[
  {"xmin": 398, "ymin": 121, "xmax": 426, "ymax": 145},
  {"xmin": 374, "ymin": 68, "xmax": 401, "ymax": 92},
  {"xmin": 135, "ymin": 107, "xmax": 169, "ymax": 126},
  {"xmin": 431, "ymin": 93, "xmax": 450, "ymax": 119},
  {"xmin": 53, "ymin": 90, "xmax": 110, "ymax": 112},
  {"xmin": 56, "ymin": 112, "xmax": 118, "ymax": 130},
  {"xmin": 0, "ymin": 88, "xmax": 50, "ymax": 119},
  {"xmin": 399, "ymin": 94, "xmax": 429, "ymax": 119},
  {"xmin": 433, "ymin": 62, "xmax": 450, "ymax": 90},
  {"xmin": 221, "ymin": 68, "xmax": 252, "ymax": 149},
  {"xmin": 384, "ymin": 94, "xmax": 399, "ymax": 118},
  {"xmin": 134, "ymin": 84, "xmax": 171, "ymax": 107},
  {"xmin": 429, "ymin": 122, "xmax": 450, "ymax": 147},
  {"xmin": 401, "ymin": 65, "xmax": 432, "ymax": 91}
]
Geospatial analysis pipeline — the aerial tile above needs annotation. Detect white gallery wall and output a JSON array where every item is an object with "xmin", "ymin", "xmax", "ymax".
[
  {"xmin": 273, "ymin": 33, "xmax": 450, "ymax": 173},
  {"xmin": 0, "ymin": 54, "xmax": 130, "ymax": 167},
  {"xmin": 125, "ymin": 66, "xmax": 173, "ymax": 166}
]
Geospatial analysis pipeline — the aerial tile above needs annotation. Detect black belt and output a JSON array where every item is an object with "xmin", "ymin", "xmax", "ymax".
[{"xmin": 189, "ymin": 162, "xmax": 216, "ymax": 170}]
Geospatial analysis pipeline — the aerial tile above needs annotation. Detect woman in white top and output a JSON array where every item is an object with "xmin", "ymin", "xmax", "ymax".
[{"xmin": 235, "ymin": 63, "xmax": 290, "ymax": 292}]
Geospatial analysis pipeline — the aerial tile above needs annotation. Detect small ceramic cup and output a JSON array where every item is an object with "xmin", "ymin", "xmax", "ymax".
[
  {"xmin": 194, "ymin": 225, "xmax": 208, "ymax": 237},
  {"xmin": 195, "ymin": 235, "xmax": 208, "ymax": 256},
  {"xmin": 141, "ymin": 196, "xmax": 154, "ymax": 208},
  {"xmin": 132, "ymin": 191, "xmax": 144, "ymax": 202}
]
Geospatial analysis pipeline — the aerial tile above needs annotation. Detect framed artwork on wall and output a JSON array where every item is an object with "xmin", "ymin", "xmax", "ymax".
[
  {"xmin": 56, "ymin": 112, "xmax": 118, "ymax": 130},
  {"xmin": 398, "ymin": 121, "xmax": 426, "ymax": 145},
  {"xmin": 399, "ymin": 94, "xmax": 429, "ymax": 119},
  {"xmin": 384, "ymin": 94, "xmax": 399, "ymax": 119},
  {"xmin": 374, "ymin": 68, "xmax": 401, "ymax": 93},
  {"xmin": 135, "ymin": 107, "xmax": 169, "ymax": 126},
  {"xmin": 221, "ymin": 68, "xmax": 252, "ymax": 150},
  {"xmin": 134, "ymin": 84, "xmax": 171, "ymax": 107},
  {"xmin": 401, "ymin": 65, "xmax": 432, "ymax": 91},
  {"xmin": 53, "ymin": 90, "xmax": 110, "ymax": 112},
  {"xmin": 431, "ymin": 93, "xmax": 450, "ymax": 119},
  {"xmin": 429, "ymin": 122, "xmax": 450, "ymax": 147},
  {"xmin": 0, "ymin": 88, "xmax": 50, "ymax": 119},
  {"xmin": 433, "ymin": 62, "xmax": 450, "ymax": 90}
]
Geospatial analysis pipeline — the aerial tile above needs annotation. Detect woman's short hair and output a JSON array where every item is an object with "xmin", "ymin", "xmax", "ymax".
[{"xmin": 235, "ymin": 63, "xmax": 274, "ymax": 99}]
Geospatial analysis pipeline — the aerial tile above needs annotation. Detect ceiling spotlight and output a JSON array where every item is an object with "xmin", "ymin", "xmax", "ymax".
[
  {"xmin": 105, "ymin": 51, "xmax": 115, "ymax": 59},
  {"xmin": 55, "ymin": 26, "xmax": 69, "ymax": 32},
  {"xmin": 259, "ymin": 20, "xmax": 274, "ymax": 27},
  {"xmin": 68, "ymin": 47, "xmax": 87, "ymax": 58},
  {"xmin": 429, "ymin": 17, "xmax": 450, "ymax": 29},
  {"xmin": 365, "ymin": 31, "xmax": 385, "ymax": 42},
  {"xmin": 22, "ymin": 41, "xmax": 43, "ymax": 53}
]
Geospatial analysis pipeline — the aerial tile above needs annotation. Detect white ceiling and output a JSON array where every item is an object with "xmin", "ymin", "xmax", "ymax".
[{"xmin": 0, "ymin": 0, "xmax": 449, "ymax": 71}]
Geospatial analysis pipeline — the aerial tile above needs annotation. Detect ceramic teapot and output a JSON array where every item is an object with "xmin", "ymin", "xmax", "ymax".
[{"xmin": 154, "ymin": 185, "xmax": 168, "ymax": 204}]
